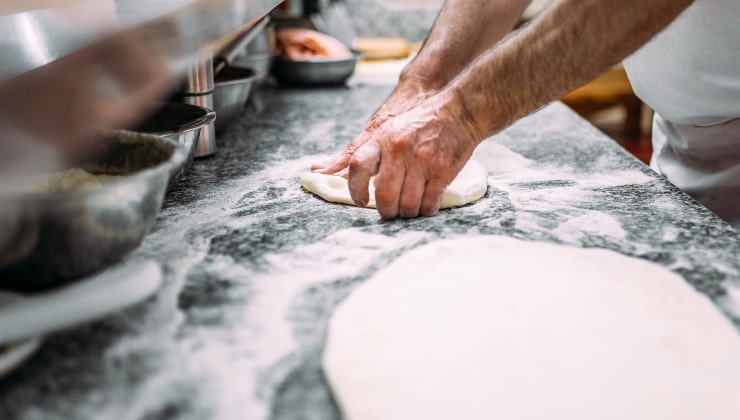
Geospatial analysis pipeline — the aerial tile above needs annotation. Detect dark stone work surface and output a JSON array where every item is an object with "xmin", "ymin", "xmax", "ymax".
[{"xmin": 1, "ymin": 84, "xmax": 738, "ymax": 420}]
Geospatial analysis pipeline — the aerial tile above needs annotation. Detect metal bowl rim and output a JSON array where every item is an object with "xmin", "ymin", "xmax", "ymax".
[
  {"xmin": 214, "ymin": 66, "xmax": 259, "ymax": 86},
  {"xmin": 11, "ymin": 131, "xmax": 187, "ymax": 201},
  {"xmin": 142, "ymin": 102, "xmax": 216, "ymax": 137}
]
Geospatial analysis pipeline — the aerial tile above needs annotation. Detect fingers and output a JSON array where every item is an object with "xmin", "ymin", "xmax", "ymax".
[
  {"xmin": 311, "ymin": 148, "xmax": 354, "ymax": 174},
  {"xmin": 312, "ymin": 115, "xmax": 387, "ymax": 175},
  {"xmin": 335, "ymin": 167, "xmax": 349, "ymax": 179},
  {"xmin": 373, "ymin": 154, "xmax": 406, "ymax": 219},
  {"xmin": 420, "ymin": 179, "xmax": 447, "ymax": 217},
  {"xmin": 312, "ymin": 131, "xmax": 370, "ymax": 174},
  {"xmin": 347, "ymin": 141, "xmax": 381, "ymax": 208},
  {"xmin": 398, "ymin": 168, "xmax": 425, "ymax": 218},
  {"xmin": 333, "ymin": 134, "xmax": 450, "ymax": 219}
]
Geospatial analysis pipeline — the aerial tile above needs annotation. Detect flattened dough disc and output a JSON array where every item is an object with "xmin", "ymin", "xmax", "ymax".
[
  {"xmin": 301, "ymin": 159, "xmax": 488, "ymax": 209},
  {"xmin": 323, "ymin": 236, "xmax": 740, "ymax": 420}
]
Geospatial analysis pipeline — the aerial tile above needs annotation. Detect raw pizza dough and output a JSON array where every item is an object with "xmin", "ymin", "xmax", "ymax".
[
  {"xmin": 301, "ymin": 159, "xmax": 488, "ymax": 209},
  {"xmin": 323, "ymin": 236, "xmax": 740, "ymax": 420}
]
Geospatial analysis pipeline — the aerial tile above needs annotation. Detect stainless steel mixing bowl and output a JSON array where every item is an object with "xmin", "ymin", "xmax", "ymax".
[
  {"xmin": 0, "ymin": 130, "xmax": 185, "ymax": 291},
  {"xmin": 134, "ymin": 102, "xmax": 215, "ymax": 186},
  {"xmin": 213, "ymin": 65, "xmax": 258, "ymax": 132}
]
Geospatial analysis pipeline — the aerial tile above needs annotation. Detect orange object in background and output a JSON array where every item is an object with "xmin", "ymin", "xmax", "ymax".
[
  {"xmin": 353, "ymin": 37, "xmax": 415, "ymax": 60},
  {"xmin": 276, "ymin": 28, "xmax": 352, "ymax": 60},
  {"xmin": 561, "ymin": 65, "xmax": 653, "ymax": 163}
]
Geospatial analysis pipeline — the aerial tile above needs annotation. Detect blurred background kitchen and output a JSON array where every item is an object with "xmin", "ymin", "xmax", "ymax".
[
  {"xmin": 0, "ymin": 0, "xmax": 675, "ymax": 357},
  {"xmin": 0, "ymin": 0, "xmax": 652, "ymax": 173},
  {"xmin": 4, "ymin": 1, "xmax": 736, "ymax": 419}
]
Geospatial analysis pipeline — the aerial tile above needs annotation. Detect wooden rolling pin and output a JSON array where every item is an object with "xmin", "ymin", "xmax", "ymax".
[{"xmin": 353, "ymin": 37, "xmax": 415, "ymax": 60}]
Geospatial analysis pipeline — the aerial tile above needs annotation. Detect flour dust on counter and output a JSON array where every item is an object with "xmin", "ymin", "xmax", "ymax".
[
  {"xmin": 323, "ymin": 236, "xmax": 740, "ymax": 420},
  {"xmin": 300, "ymin": 159, "xmax": 489, "ymax": 210},
  {"xmin": 4, "ymin": 84, "xmax": 738, "ymax": 420}
]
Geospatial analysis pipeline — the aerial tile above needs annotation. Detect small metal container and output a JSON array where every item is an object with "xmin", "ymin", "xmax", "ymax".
[
  {"xmin": 0, "ymin": 131, "xmax": 185, "ymax": 291},
  {"xmin": 233, "ymin": 52, "xmax": 277, "ymax": 84},
  {"xmin": 213, "ymin": 66, "xmax": 258, "ymax": 132},
  {"xmin": 135, "ymin": 102, "xmax": 216, "ymax": 185},
  {"xmin": 271, "ymin": 51, "xmax": 360, "ymax": 86}
]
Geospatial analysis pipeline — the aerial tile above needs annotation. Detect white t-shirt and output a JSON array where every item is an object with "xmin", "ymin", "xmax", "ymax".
[
  {"xmin": 623, "ymin": 0, "xmax": 740, "ymax": 229},
  {"xmin": 624, "ymin": 0, "xmax": 740, "ymax": 126}
]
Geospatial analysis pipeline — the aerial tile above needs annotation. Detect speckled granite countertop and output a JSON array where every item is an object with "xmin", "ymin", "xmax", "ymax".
[{"xmin": 1, "ymin": 84, "xmax": 739, "ymax": 420}]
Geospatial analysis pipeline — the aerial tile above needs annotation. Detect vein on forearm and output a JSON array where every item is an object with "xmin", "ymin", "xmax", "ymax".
[
  {"xmin": 451, "ymin": 0, "xmax": 694, "ymax": 138},
  {"xmin": 402, "ymin": 0, "xmax": 533, "ymax": 90}
]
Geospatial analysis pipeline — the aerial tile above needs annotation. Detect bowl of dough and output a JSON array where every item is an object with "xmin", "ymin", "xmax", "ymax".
[
  {"xmin": 271, "ymin": 28, "xmax": 360, "ymax": 86},
  {"xmin": 0, "ymin": 130, "xmax": 185, "ymax": 291}
]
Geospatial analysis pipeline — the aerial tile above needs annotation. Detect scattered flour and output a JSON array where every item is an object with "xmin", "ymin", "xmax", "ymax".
[
  {"xmin": 724, "ymin": 286, "xmax": 740, "ymax": 321},
  {"xmin": 26, "ymin": 140, "xmax": 735, "ymax": 420},
  {"xmin": 553, "ymin": 211, "xmax": 628, "ymax": 242}
]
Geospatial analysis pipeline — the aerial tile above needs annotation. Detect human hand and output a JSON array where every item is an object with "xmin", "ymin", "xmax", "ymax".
[
  {"xmin": 311, "ymin": 80, "xmax": 438, "ymax": 177},
  {"xmin": 346, "ymin": 89, "xmax": 483, "ymax": 219}
]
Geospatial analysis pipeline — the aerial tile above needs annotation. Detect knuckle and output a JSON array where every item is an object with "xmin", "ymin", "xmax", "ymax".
[
  {"xmin": 386, "ymin": 135, "xmax": 408, "ymax": 153},
  {"xmin": 415, "ymin": 145, "xmax": 436, "ymax": 162},
  {"xmin": 348, "ymin": 155, "xmax": 365, "ymax": 172}
]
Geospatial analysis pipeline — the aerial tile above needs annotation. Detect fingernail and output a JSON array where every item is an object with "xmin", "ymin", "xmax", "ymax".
[{"xmin": 424, "ymin": 206, "xmax": 439, "ymax": 217}]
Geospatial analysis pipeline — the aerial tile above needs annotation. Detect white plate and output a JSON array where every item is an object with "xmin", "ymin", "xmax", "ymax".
[
  {"xmin": 0, "ymin": 260, "xmax": 162, "ymax": 347},
  {"xmin": 0, "ymin": 291, "xmax": 41, "ymax": 379}
]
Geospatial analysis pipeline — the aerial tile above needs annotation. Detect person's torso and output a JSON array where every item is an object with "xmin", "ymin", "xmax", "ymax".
[{"xmin": 623, "ymin": 0, "xmax": 740, "ymax": 127}]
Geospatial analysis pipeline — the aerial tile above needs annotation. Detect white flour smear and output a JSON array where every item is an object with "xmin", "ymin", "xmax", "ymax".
[
  {"xmin": 70, "ymin": 226, "xmax": 432, "ymax": 419},
  {"xmin": 552, "ymin": 211, "xmax": 628, "ymax": 242},
  {"xmin": 662, "ymin": 227, "xmax": 680, "ymax": 242},
  {"xmin": 246, "ymin": 230, "xmax": 431, "ymax": 417},
  {"xmin": 304, "ymin": 121, "xmax": 339, "ymax": 144},
  {"xmin": 472, "ymin": 140, "xmax": 535, "ymax": 175},
  {"xmin": 724, "ymin": 285, "xmax": 740, "ymax": 321},
  {"xmin": 471, "ymin": 139, "xmax": 651, "ymax": 246},
  {"xmin": 25, "ymin": 156, "xmax": 337, "ymax": 420}
]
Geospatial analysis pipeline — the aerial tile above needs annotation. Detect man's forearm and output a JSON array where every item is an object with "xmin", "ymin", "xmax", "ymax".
[
  {"xmin": 449, "ymin": 0, "xmax": 693, "ymax": 138},
  {"xmin": 401, "ymin": 0, "xmax": 532, "ymax": 90}
]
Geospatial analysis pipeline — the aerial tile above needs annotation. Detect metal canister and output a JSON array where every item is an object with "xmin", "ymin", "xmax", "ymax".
[{"xmin": 176, "ymin": 56, "xmax": 218, "ymax": 158}]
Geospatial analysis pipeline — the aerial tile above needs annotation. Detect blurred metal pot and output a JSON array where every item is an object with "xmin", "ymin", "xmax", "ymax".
[
  {"xmin": 271, "ymin": 51, "xmax": 360, "ymax": 86},
  {"xmin": 134, "ymin": 102, "xmax": 216, "ymax": 185},
  {"xmin": 0, "ymin": 130, "xmax": 185, "ymax": 291}
]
